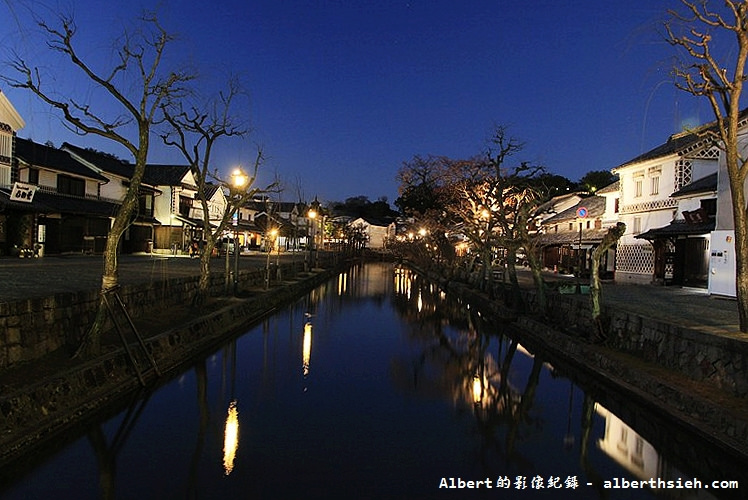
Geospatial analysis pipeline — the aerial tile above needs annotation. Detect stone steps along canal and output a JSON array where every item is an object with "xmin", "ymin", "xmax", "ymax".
[{"xmin": 1, "ymin": 262, "xmax": 743, "ymax": 499}]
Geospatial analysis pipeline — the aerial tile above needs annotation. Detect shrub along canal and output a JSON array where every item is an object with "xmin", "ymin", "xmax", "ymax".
[{"xmin": 1, "ymin": 263, "xmax": 744, "ymax": 499}]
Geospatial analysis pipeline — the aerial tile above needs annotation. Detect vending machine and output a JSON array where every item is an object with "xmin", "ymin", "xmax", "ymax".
[{"xmin": 708, "ymin": 230, "xmax": 736, "ymax": 297}]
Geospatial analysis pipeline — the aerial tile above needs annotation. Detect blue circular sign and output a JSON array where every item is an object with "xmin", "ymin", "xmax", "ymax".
[{"xmin": 576, "ymin": 206, "xmax": 588, "ymax": 218}]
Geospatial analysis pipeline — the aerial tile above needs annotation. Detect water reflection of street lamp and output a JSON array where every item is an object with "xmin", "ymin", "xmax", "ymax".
[
  {"xmin": 302, "ymin": 321, "xmax": 313, "ymax": 379},
  {"xmin": 230, "ymin": 168, "xmax": 248, "ymax": 296},
  {"xmin": 223, "ymin": 400, "xmax": 239, "ymax": 475}
]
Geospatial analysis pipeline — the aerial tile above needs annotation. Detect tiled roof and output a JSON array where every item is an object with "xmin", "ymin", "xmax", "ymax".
[
  {"xmin": 595, "ymin": 180, "xmax": 619, "ymax": 194},
  {"xmin": 143, "ymin": 164, "xmax": 191, "ymax": 186},
  {"xmin": 533, "ymin": 228, "xmax": 609, "ymax": 246},
  {"xmin": 613, "ymin": 108, "xmax": 748, "ymax": 171},
  {"xmin": 635, "ymin": 219, "xmax": 715, "ymax": 240},
  {"xmin": 15, "ymin": 138, "xmax": 109, "ymax": 182},
  {"xmin": 0, "ymin": 188, "xmax": 120, "ymax": 216},
  {"xmin": 205, "ymin": 183, "xmax": 221, "ymax": 199},
  {"xmin": 62, "ymin": 142, "xmax": 134, "ymax": 179},
  {"xmin": 533, "ymin": 192, "xmax": 583, "ymax": 216},
  {"xmin": 543, "ymin": 196, "xmax": 606, "ymax": 224},
  {"xmin": 671, "ymin": 173, "xmax": 717, "ymax": 197}
]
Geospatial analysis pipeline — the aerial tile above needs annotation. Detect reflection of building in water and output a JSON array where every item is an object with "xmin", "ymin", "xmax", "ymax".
[
  {"xmin": 595, "ymin": 404, "xmax": 714, "ymax": 499},
  {"xmin": 596, "ymin": 404, "xmax": 659, "ymax": 478}
]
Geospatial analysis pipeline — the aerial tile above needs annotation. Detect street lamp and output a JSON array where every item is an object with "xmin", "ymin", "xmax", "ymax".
[
  {"xmin": 230, "ymin": 168, "xmax": 248, "ymax": 296},
  {"xmin": 307, "ymin": 197, "xmax": 320, "ymax": 270}
]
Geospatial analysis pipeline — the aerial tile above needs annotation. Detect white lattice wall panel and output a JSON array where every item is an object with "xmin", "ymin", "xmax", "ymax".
[{"xmin": 615, "ymin": 244, "xmax": 654, "ymax": 275}]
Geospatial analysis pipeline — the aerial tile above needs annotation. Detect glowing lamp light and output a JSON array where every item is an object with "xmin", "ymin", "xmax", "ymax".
[
  {"xmin": 231, "ymin": 168, "xmax": 248, "ymax": 189},
  {"xmin": 472, "ymin": 376, "xmax": 483, "ymax": 405}
]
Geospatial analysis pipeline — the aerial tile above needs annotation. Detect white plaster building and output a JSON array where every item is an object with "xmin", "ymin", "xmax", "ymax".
[
  {"xmin": 611, "ymin": 127, "xmax": 720, "ymax": 285},
  {"xmin": 709, "ymin": 117, "xmax": 748, "ymax": 297}
]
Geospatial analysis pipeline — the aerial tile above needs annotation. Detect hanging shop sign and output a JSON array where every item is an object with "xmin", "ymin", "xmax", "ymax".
[{"xmin": 10, "ymin": 182, "xmax": 37, "ymax": 203}]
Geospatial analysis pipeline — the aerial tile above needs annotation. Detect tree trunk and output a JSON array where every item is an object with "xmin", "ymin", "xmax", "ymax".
[
  {"xmin": 589, "ymin": 223, "xmax": 626, "ymax": 340},
  {"xmin": 75, "ymin": 142, "xmax": 148, "ymax": 358},
  {"xmin": 525, "ymin": 246, "xmax": 547, "ymax": 316},
  {"xmin": 481, "ymin": 250, "xmax": 493, "ymax": 297},
  {"xmin": 505, "ymin": 246, "xmax": 524, "ymax": 311},
  {"xmin": 730, "ymin": 179, "xmax": 748, "ymax": 332},
  {"xmin": 195, "ymin": 246, "xmax": 213, "ymax": 307}
]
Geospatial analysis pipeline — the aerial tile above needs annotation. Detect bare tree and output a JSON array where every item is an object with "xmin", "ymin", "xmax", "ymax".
[
  {"xmin": 3, "ymin": 12, "xmax": 193, "ymax": 355},
  {"xmin": 161, "ymin": 78, "xmax": 272, "ymax": 305},
  {"xmin": 666, "ymin": 0, "xmax": 748, "ymax": 332},
  {"xmin": 483, "ymin": 127, "xmax": 545, "ymax": 308}
]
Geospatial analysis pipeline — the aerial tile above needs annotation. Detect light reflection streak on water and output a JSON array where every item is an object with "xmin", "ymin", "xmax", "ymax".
[
  {"xmin": 302, "ymin": 322, "xmax": 313, "ymax": 378},
  {"xmin": 223, "ymin": 400, "xmax": 239, "ymax": 475}
]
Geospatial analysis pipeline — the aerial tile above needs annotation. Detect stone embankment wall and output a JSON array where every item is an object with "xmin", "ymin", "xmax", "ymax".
[
  {"xmin": 0, "ymin": 265, "xmax": 340, "ymax": 470},
  {"xmin": 0, "ymin": 261, "xmax": 307, "ymax": 371}
]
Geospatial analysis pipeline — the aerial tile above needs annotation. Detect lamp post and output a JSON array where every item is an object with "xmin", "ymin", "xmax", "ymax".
[
  {"xmin": 230, "ymin": 168, "xmax": 248, "ymax": 296},
  {"xmin": 265, "ymin": 228, "xmax": 278, "ymax": 289},
  {"xmin": 307, "ymin": 197, "xmax": 320, "ymax": 270}
]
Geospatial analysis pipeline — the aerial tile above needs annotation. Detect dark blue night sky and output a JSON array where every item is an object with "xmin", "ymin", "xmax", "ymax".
[{"xmin": 1, "ymin": 1, "xmax": 717, "ymax": 203}]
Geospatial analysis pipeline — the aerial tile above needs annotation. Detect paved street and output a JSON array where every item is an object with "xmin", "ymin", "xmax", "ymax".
[
  {"xmin": 0, "ymin": 252, "xmax": 306, "ymax": 302},
  {"xmin": 513, "ymin": 269, "xmax": 744, "ymax": 338},
  {"xmin": 0, "ymin": 254, "xmax": 743, "ymax": 338}
]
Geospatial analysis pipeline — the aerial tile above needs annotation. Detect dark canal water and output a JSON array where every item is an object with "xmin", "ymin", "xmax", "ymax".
[{"xmin": 1, "ymin": 263, "xmax": 745, "ymax": 499}]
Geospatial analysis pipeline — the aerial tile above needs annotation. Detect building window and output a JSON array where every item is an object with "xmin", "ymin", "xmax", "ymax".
[
  {"xmin": 675, "ymin": 159, "xmax": 692, "ymax": 190},
  {"xmin": 634, "ymin": 178, "xmax": 643, "ymax": 197},
  {"xmin": 633, "ymin": 217, "xmax": 641, "ymax": 235},
  {"xmin": 57, "ymin": 174, "xmax": 85, "ymax": 197},
  {"xmin": 701, "ymin": 198, "xmax": 717, "ymax": 217},
  {"xmin": 179, "ymin": 195, "xmax": 192, "ymax": 217},
  {"xmin": 139, "ymin": 193, "xmax": 154, "ymax": 217},
  {"xmin": 568, "ymin": 222, "xmax": 573, "ymax": 231},
  {"xmin": 586, "ymin": 220, "xmax": 591, "ymax": 229},
  {"xmin": 650, "ymin": 175, "xmax": 659, "ymax": 195},
  {"xmin": 614, "ymin": 198, "xmax": 619, "ymax": 213},
  {"xmin": 0, "ymin": 127, "xmax": 12, "ymax": 164},
  {"xmin": 28, "ymin": 168, "xmax": 39, "ymax": 185}
]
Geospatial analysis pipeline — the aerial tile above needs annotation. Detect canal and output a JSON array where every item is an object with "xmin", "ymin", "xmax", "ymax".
[{"xmin": 1, "ymin": 263, "xmax": 744, "ymax": 499}]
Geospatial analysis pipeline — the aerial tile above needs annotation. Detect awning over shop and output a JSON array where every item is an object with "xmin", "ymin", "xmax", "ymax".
[{"xmin": 635, "ymin": 219, "xmax": 715, "ymax": 241}]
